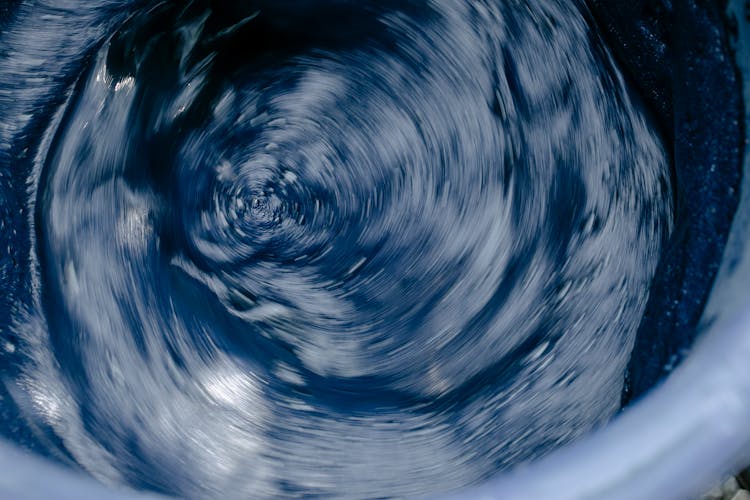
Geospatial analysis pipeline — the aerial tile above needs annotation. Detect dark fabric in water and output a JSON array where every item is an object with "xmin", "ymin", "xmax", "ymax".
[{"xmin": 588, "ymin": 0, "xmax": 745, "ymax": 405}]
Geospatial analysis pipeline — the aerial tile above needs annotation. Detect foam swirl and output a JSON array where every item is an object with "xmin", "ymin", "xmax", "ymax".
[{"xmin": 3, "ymin": 0, "xmax": 671, "ymax": 497}]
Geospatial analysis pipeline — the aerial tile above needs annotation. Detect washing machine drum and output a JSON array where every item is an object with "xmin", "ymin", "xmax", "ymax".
[{"xmin": 0, "ymin": 1, "xmax": 744, "ymax": 499}]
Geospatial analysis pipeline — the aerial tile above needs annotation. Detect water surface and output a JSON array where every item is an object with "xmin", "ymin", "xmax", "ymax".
[{"xmin": 0, "ymin": 0, "xmax": 672, "ymax": 497}]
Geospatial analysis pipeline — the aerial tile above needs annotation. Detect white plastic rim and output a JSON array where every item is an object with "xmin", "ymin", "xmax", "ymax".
[{"xmin": 1, "ymin": 2, "xmax": 748, "ymax": 499}]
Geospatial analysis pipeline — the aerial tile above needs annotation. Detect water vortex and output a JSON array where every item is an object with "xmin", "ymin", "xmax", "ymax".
[{"xmin": 2, "ymin": 0, "xmax": 672, "ymax": 497}]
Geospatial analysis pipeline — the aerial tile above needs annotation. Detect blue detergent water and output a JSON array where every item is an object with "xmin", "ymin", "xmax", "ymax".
[{"xmin": 0, "ymin": 0, "xmax": 740, "ymax": 498}]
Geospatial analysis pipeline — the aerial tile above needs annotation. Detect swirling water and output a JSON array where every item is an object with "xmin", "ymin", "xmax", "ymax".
[{"xmin": 0, "ymin": 0, "xmax": 672, "ymax": 498}]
